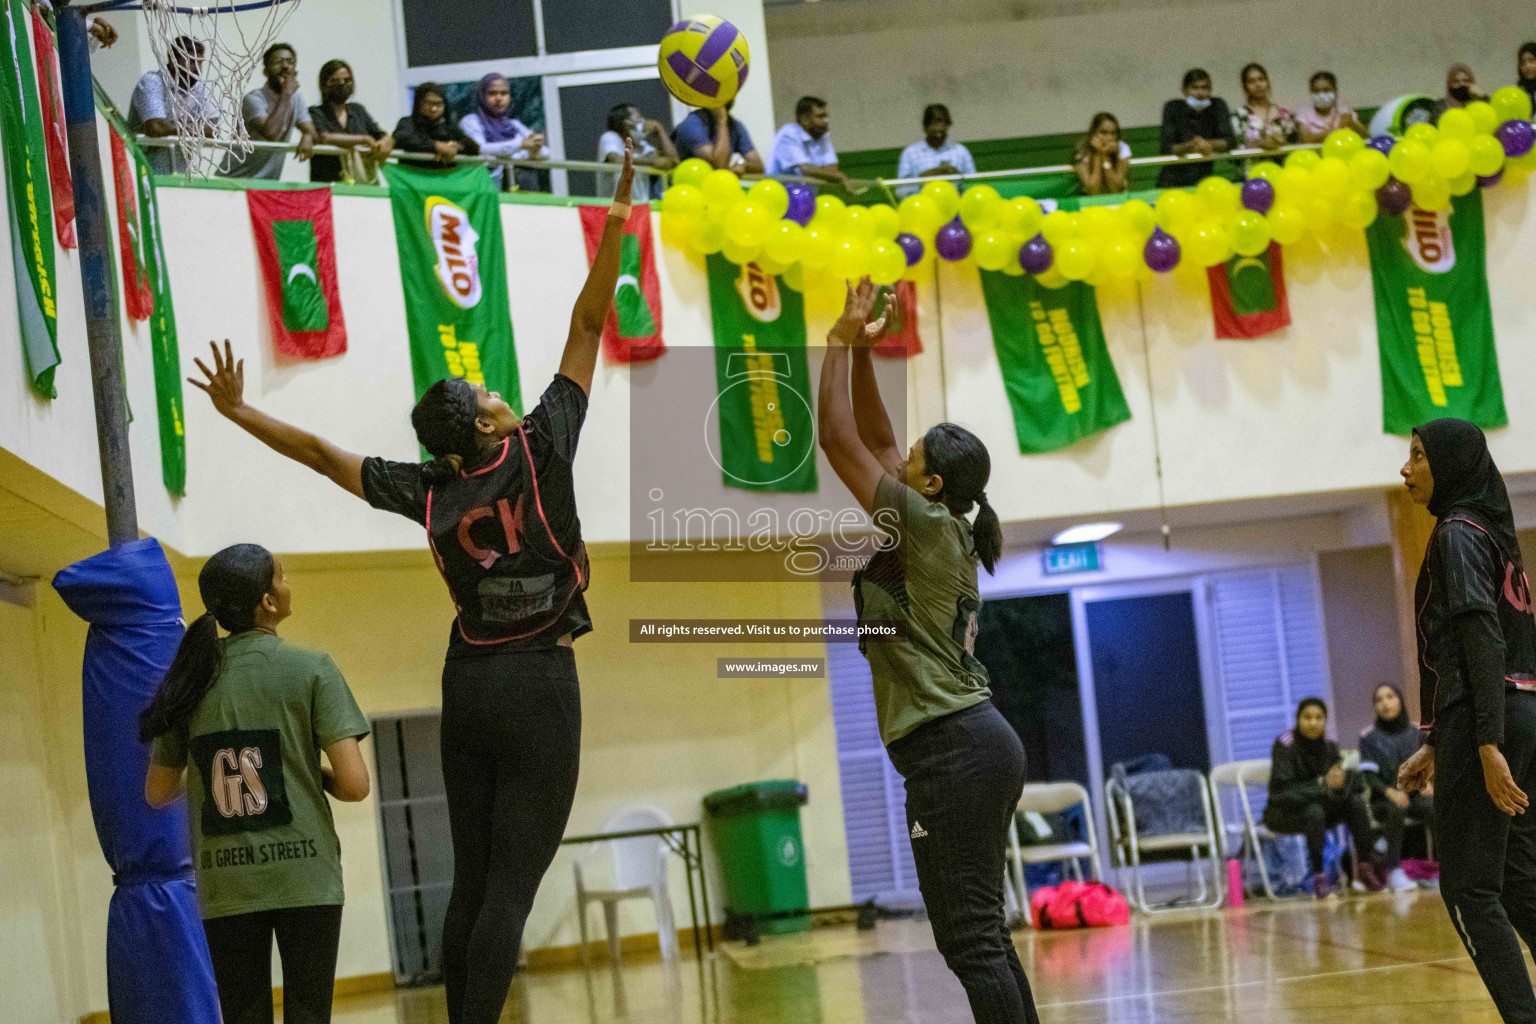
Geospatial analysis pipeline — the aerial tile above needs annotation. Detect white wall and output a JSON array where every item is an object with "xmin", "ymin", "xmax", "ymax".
[{"xmin": 766, "ymin": 0, "xmax": 1535, "ymax": 152}]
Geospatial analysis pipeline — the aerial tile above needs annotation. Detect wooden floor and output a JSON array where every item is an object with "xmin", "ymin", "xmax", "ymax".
[{"xmin": 324, "ymin": 888, "xmax": 1520, "ymax": 1023}]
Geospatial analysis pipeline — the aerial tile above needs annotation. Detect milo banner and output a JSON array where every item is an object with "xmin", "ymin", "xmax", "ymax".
[
  {"xmin": 0, "ymin": 0, "xmax": 60, "ymax": 398},
  {"xmin": 1366, "ymin": 192, "xmax": 1504, "ymax": 434},
  {"xmin": 705, "ymin": 254, "xmax": 817, "ymax": 493},
  {"xmin": 383, "ymin": 162, "xmax": 522, "ymax": 418},
  {"xmin": 978, "ymin": 271, "xmax": 1130, "ymax": 454}
]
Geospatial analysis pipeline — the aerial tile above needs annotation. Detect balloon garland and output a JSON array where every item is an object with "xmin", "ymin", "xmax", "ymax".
[{"xmin": 659, "ymin": 88, "xmax": 1536, "ymax": 290}]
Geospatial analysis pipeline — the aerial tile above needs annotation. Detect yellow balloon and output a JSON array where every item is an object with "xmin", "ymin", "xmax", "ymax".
[
  {"xmin": 897, "ymin": 194, "xmax": 943, "ymax": 239},
  {"xmin": 663, "ymin": 183, "xmax": 706, "ymax": 219},
  {"xmin": 1285, "ymin": 149, "xmax": 1321, "ymax": 171},
  {"xmin": 746, "ymin": 178, "xmax": 790, "ymax": 219},
  {"xmin": 1466, "ymin": 101, "xmax": 1500, "ymax": 136},
  {"xmin": 801, "ymin": 226, "xmax": 838, "ymax": 268},
  {"xmin": 1312, "ymin": 157, "xmax": 1351, "ymax": 197},
  {"xmin": 1079, "ymin": 205, "xmax": 1118, "ymax": 241},
  {"xmin": 867, "ymin": 204, "xmax": 901, "ymax": 240},
  {"xmin": 1119, "ymin": 199, "xmax": 1156, "ymax": 239},
  {"xmin": 1449, "ymin": 170, "xmax": 1477, "ymax": 196},
  {"xmin": 1100, "ymin": 233, "xmax": 1141, "ymax": 279},
  {"xmin": 1247, "ymin": 161, "xmax": 1283, "ymax": 182},
  {"xmin": 1195, "ymin": 175, "xmax": 1239, "ymax": 217},
  {"xmin": 1437, "ymin": 108, "xmax": 1476, "ymax": 142},
  {"xmin": 721, "ymin": 233, "xmax": 760, "ymax": 265},
  {"xmin": 1001, "ymin": 260, "xmax": 1025, "ymax": 277},
  {"xmin": 869, "ymin": 239, "xmax": 907, "ymax": 284},
  {"xmin": 1404, "ymin": 122, "xmax": 1439, "ymax": 146},
  {"xmin": 757, "ymin": 256, "xmax": 790, "ymax": 277},
  {"xmin": 1322, "ymin": 128, "xmax": 1365, "ymax": 160},
  {"xmin": 1492, "ymin": 85, "xmax": 1535, "ymax": 123},
  {"xmin": 1339, "ymin": 190, "xmax": 1379, "ymax": 230},
  {"xmin": 673, "ymin": 158, "xmax": 711, "ymax": 188},
  {"xmin": 1036, "ymin": 267, "xmax": 1070, "ymax": 289},
  {"xmin": 1229, "ymin": 210, "xmax": 1271, "ymax": 257},
  {"xmin": 997, "ymin": 196, "xmax": 1044, "ymax": 237},
  {"xmin": 1303, "ymin": 195, "xmax": 1336, "ymax": 232},
  {"xmin": 920, "ymin": 179, "xmax": 961, "ymax": 220},
  {"xmin": 814, "ymin": 195, "xmax": 848, "ymax": 232},
  {"xmin": 1040, "ymin": 210, "xmax": 1079, "ymax": 245},
  {"xmin": 1266, "ymin": 201, "xmax": 1307, "ymax": 245},
  {"xmin": 1186, "ymin": 221, "xmax": 1230, "ymax": 267},
  {"xmin": 702, "ymin": 168, "xmax": 743, "ymax": 207},
  {"xmin": 959, "ymin": 185, "xmax": 1003, "ymax": 229},
  {"xmin": 833, "ymin": 237, "xmax": 872, "ymax": 281},
  {"xmin": 1430, "ymin": 139, "xmax": 1470, "ymax": 180},
  {"xmin": 1055, "ymin": 240, "xmax": 1096, "ymax": 280},
  {"xmin": 1509, "ymin": 150, "xmax": 1536, "ymax": 175},
  {"xmin": 1468, "ymin": 134, "xmax": 1507, "ymax": 177},
  {"xmin": 782, "ymin": 262, "xmax": 805, "ymax": 292},
  {"xmin": 1389, "ymin": 138, "xmax": 1432, "ymax": 184},
  {"xmin": 765, "ymin": 220, "xmax": 807, "ymax": 265},
  {"xmin": 844, "ymin": 206, "xmax": 877, "ymax": 241},
  {"xmin": 697, "ymin": 219, "xmax": 726, "ymax": 255},
  {"xmin": 1411, "ymin": 176, "xmax": 1451, "ymax": 212},
  {"xmin": 973, "ymin": 231, "xmax": 1014, "ymax": 272},
  {"xmin": 1274, "ymin": 165, "xmax": 1313, "ymax": 201},
  {"xmin": 1348, "ymin": 149, "xmax": 1391, "ymax": 191},
  {"xmin": 660, "ymin": 212, "xmax": 701, "ymax": 252},
  {"xmin": 726, "ymin": 202, "xmax": 772, "ymax": 248},
  {"xmin": 1155, "ymin": 189, "xmax": 1197, "ymax": 234}
]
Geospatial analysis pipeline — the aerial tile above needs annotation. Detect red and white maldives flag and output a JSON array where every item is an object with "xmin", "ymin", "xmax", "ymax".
[
  {"xmin": 872, "ymin": 280, "xmax": 923, "ymax": 358},
  {"xmin": 246, "ymin": 188, "xmax": 348, "ymax": 359},
  {"xmin": 577, "ymin": 203, "xmax": 665, "ymax": 362},
  {"xmin": 29, "ymin": 5, "xmax": 74, "ymax": 248}
]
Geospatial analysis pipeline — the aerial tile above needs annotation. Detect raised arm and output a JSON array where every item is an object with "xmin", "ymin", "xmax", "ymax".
[
  {"xmin": 188, "ymin": 340, "xmax": 365, "ymax": 499},
  {"xmin": 559, "ymin": 140, "xmax": 633, "ymax": 394},
  {"xmin": 849, "ymin": 316, "xmax": 902, "ymax": 479},
  {"xmin": 818, "ymin": 279, "xmax": 893, "ymax": 514}
]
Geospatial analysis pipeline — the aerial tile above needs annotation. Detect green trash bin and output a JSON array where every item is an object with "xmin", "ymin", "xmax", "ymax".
[{"xmin": 703, "ymin": 780, "xmax": 810, "ymax": 935}]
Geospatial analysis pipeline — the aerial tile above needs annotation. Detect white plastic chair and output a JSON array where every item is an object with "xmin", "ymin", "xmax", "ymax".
[
  {"xmin": 1104, "ymin": 770, "xmax": 1225, "ymax": 913},
  {"xmin": 1217, "ymin": 758, "xmax": 1347, "ymax": 900},
  {"xmin": 1005, "ymin": 782, "xmax": 1103, "ymax": 928},
  {"xmin": 573, "ymin": 805, "xmax": 679, "ymax": 967}
]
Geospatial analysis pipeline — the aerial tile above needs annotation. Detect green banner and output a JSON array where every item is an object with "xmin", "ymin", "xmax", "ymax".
[
  {"xmin": 383, "ymin": 162, "xmax": 521, "ymax": 422},
  {"xmin": 132, "ymin": 137, "xmax": 188, "ymax": 494},
  {"xmin": 1, "ymin": 0, "xmax": 59, "ymax": 398},
  {"xmin": 705, "ymin": 254, "xmax": 817, "ymax": 493},
  {"xmin": 1366, "ymin": 191, "xmax": 1505, "ymax": 435},
  {"xmin": 979, "ymin": 272, "xmax": 1130, "ymax": 454}
]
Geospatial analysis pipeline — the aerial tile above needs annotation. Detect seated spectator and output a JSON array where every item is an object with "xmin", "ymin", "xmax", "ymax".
[
  {"xmin": 1073, "ymin": 112, "xmax": 1130, "ymax": 196},
  {"xmin": 1263, "ymin": 698, "xmax": 1388, "ymax": 898},
  {"xmin": 1157, "ymin": 68, "xmax": 1233, "ymax": 188},
  {"xmin": 459, "ymin": 73, "xmax": 547, "ymax": 191},
  {"xmin": 220, "ymin": 42, "xmax": 317, "ymax": 180},
  {"xmin": 128, "ymin": 35, "xmax": 219, "ymax": 176},
  {"xmin": 895, "ymin": 104, "xmax": 976, "ymax": 198},
  {"xmin": 1517, "ymin": 43, "xmax": 1536, "ymax": 110},
  {"xmin": 1294, "ymin": 71, "xmax": 1366, "ymax": 143},
  {"xmin": 1434, "ymin": 63, "xmax": 1489, "ymax": 121},
  {"xmin": 1359, "ymin": 684, "xmax": 1431, "ymax": 892},
  {"xmin": 672, "ymin": 101, "xmax": 762, "ymax": 174},
  {"xmin": 1231, "ymin": 62, "xmax": 1296, "ymax": 151},
  {"xmin": 307, "ymin": 60, "xmax": 391, "ymax": 185},
  {"xmin": 767, "ymin": 96, "xmax": 843, "ymax": 184},
  {"xmin": 598, "ymin": 103, "xmax": 675, "ymax": 201},
  {"xmin": 392, "ymin": 82, "xmax": 479, "ymax": 168}
]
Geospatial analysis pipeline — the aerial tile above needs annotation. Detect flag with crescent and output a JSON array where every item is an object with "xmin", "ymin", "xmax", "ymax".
[
  {"xmin": 871, "ymin": 280, "xmax": 923, "ymax": 358},
  {"xmin": 246, "ymin": 187, "xmax": 348, "ymax": 358},
  {"xmin": 577, "ymin": 203, "xmax": 665, "ymax": 362},
  {"xmin": 1207, "ymin": 243, "xmax": 1290, "ymax": 339}
]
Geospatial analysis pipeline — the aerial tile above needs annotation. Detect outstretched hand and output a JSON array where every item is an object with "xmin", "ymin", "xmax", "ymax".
[
  {"xmin": 613, "ymin": 137, "xmax": 635, "ymax": 208},
  {"xmin": 829, "ymin": 277, "xmax": 892, "ymax": 347},
  {"xmin": 188, "ymin": 340, "xmax": 245, "ymax": 419}
]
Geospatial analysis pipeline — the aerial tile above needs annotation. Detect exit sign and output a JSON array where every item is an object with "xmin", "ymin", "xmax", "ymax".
[{"xmin": 1043, "ymin": 542, "xmax": 1101, "ymax": 575}]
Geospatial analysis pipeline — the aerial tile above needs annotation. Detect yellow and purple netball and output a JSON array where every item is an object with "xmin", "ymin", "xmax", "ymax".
[{"xmin": 658, "ymin": 15, "xmax": 750, "ymax": 109}]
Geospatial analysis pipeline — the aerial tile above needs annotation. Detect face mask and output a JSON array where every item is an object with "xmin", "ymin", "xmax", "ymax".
[
  {"xmin": 1185, "ymin": 96, "xmax": 1211, "ymax": 111},
  {"xmin": 1450, "ymin": 85, "xmax": 1472, "ymax": 102},
  {"xmin": 628, "ymin": 122, "xmax": 645, "ymax": 143},
  {"xmin": 1312, "ymin": 91, "xmax": 1335, "ymax": 110}
]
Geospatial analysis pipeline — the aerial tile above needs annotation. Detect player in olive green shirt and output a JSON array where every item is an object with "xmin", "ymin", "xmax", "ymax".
[
  {"xmin": 819, "ymin": 280, "xmax": 1035, "ymax": 1024},
  {"xmin": 142, "ymin": 544, "xmax": 371, "ymax": 1024}
]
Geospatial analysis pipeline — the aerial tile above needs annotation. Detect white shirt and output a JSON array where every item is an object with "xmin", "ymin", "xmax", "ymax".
[
  {"xmin": 597, "ymin": 130, "xmax": 662, "ymax": 200},
  {"xmin": 127, "ymin": 70, "xmax": 219, "ymax": 175},
  {"xmin": 460, "ymin": 113, "xmax": 548, "ymax": 188},
  {"xmin": 895, "ymin": 138, "xmax": 977, "ymax": 197},
  {"xmin": 767, "ymin": 122, "xmax": 837, "ymax": 176}
]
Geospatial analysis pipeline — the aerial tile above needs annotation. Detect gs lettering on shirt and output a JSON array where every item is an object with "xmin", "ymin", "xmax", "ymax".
[{"xmin": 190, "ymin": 729, "xmax": 292, "ymax": 837}]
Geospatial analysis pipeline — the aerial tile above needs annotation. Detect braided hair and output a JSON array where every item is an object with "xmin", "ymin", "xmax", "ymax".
[
  {"xmin": 412, "ymin": 377, "xmax": 482, "ymax": 485},
  {"xmin": 920, "ymin": 423, "xmax": 1003, "ymax": 575},
  {"xmin": 139, "ymin": 544, "xmax": 276, "ymax": 742}
]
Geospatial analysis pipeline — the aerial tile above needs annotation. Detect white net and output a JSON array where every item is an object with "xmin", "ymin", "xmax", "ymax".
[{"xmin": 140, "ymin": 0, "xmax": 302, "ymax": 175}]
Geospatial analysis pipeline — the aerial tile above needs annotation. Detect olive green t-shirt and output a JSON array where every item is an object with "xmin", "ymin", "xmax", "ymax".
[
  {"xmin": 855, "ymin": 475, "xmax": 991, "ymax": 745},
  {"xmin": 150, "ymin": 631, "xmax": 370, "ymax": 920}
]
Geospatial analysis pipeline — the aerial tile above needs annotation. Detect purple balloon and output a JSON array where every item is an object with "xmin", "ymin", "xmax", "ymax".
[
  {"xmin": 1496, "ymin": 119, "xmax": 1536, "ymax": 158},
  {"xmin": 1018, "ymin": 233, "xmax": 1053, "ymax": 274},
  {"xmin": 1240, "ymin": 177, "xmax": 1275, "ymax": 215},
  {"xmin": 1478, "ymin": 170, "xmax": 1504, "ymax": 189},
  {"xmin": 784, "ymin": 185, "xmax": 816, "ymax": 226},
  {"xmin": 1375, "ymin": 177, "xmax": 1412, "ymax": 216},
  {"xmin": 935, "ymin": 218, "xmax": 972, "ymax": 261},
  {"xmin": 1143, "ymin": 228, "xmax": 1181, "ymax": 273},
  {"xmin": 895, "ymin": 232, "xmax": 925, "ymax": 266},
  {"xmin": 1367, "ymin": 134, "xmax": 1396, "ymax": 156}
]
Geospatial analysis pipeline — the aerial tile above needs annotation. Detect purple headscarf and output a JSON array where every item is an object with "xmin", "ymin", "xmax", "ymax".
[{"xmin": 475, "ymin": 73, "xmax": 521, "ymax": 142}]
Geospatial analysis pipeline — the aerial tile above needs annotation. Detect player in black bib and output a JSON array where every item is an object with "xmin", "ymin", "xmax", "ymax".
[{"xmin": 190, "ymin": 144, "xmax": 636, "ymax": 1024}]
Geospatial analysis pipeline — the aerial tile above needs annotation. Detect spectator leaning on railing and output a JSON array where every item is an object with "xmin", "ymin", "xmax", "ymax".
[
  {"xmin": 307, "ymin": 60, "xmax": 391, "ymax": 185},
  {"xmin": 1294, "ymin": 71, "xmax": 1366, "ymax": 144},
  {"xmin": 672, "ymin": 100, "xmax": 763, "ymax": 174},
  {"xmin": 1231, "ymin": 62, "xmax": 1296, "ymax": 152},
  {"xmin": 1157, "ymin": 68, "xmax": 1234, "ymax": 188},
  {"xmin": 1073, "ymin": 112, "xmax": 1130, "ymax": 196},
  {"xmin": 895, "ymin": 104, "xmax": 975, "ymax": 199},
  {"xmin": 598, "ymin": 103, "xmax": 676, "ymax": 201},
  {"xmin": 128, "ymin": 35, "xmax": 219, "ymax": 176},
  {"xmin": 1434, "ymin": 63, "xmax": 1488, "ymax": 122},
  {"xmin": 392, "ymin": 82, "xmax": 479, "ymax": 168},
  {"xmin": 220, "ymin": 42, "xmax": 317, "ymax": 180},
  {"xmin": 459, "ymin": 73, "xmax": 548, "ymax": 191},
  {"xmin": 1520, "ymin": 43, "xmax": 1536, "ymax": 110},
  {"xmin": 768, "ymin": 96, "xmax": 844, "ymax": 185}
]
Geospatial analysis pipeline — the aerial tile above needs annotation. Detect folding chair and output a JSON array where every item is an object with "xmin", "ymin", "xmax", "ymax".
[
  {"xmin": 1005, "ymin": 782, "xmax": 1103, "ymax": 928},
  {"xmin": 1104, "ymin": 768, "xmax": 1225, "ymax": 913}
]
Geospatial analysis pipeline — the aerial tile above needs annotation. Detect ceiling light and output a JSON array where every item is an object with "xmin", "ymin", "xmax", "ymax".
[{"xmin": 1051, "ymin": 523, "xmax": 1122, "ymax": 546}]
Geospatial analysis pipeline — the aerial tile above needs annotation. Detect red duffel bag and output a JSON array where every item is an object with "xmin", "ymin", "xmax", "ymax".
[{"xmin": 1030, "ymin": 880, "xmax": 1131, "ymax": 929}]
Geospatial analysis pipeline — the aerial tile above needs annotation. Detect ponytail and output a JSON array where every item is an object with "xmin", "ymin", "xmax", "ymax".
[
  {"xmin": 139, "ymin": 612, "xmax": 222, "ymax": 742},
  {"xmin": 919, "ymin": 422, "xmax": 1002, "ymax": 574},
  {"xmin": 138, "ymin": 543, "xmax": 277, "ymax": 743},
  {"xmin": 420, "ymin": 453, "xmax": 464, "ymax": 486},
  {"xmin": 971, "ymin": 491, "xmax": 1003, "ymax": 576}
]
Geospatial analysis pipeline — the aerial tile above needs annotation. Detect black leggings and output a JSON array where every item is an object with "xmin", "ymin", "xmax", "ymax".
[
  {"xmin": 1264, "ymin": 792, "xmax": 1377, "ymax": 875},
  {"xmin": 1436, "ymin": 691, "xmax": 1536, "ymax": 1023},
  {"xmin": 439, "ymin": 646, "xmax": 582, "ymax": 1024},
  {"xmin": 886, "ymin": 701, "xmax": 1037, "ymax": 1024},
  {"xmin": 201, "ymin": 904, "xmax": 343, "ymax": 1024}
]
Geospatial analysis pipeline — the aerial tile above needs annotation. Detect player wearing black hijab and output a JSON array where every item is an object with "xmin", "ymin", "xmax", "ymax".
[{"xmin": 1398, "ymin": 418, "xmax": 1536, "ymax": 1024}]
